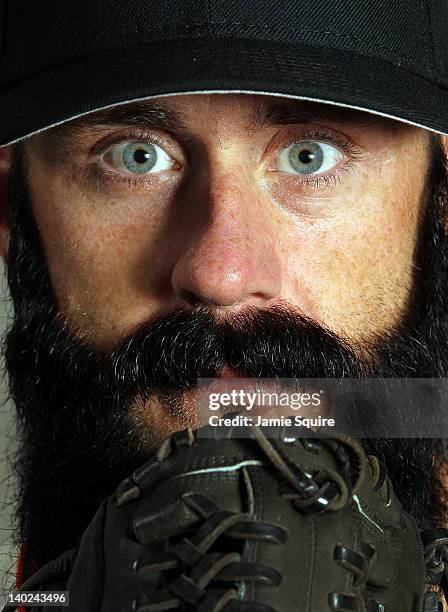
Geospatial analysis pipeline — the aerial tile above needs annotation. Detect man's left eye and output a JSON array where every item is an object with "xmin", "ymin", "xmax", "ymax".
[
  {"xmin": 278, "ymin": 141, "xmax": 344, "ymax": 176},
  {"xmin": 103, "ymin": 141, "xmax": 175, "ymax": 175}
]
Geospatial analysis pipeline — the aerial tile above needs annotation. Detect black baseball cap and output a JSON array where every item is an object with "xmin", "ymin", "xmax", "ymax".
[{"xmin": 1, "ymin": 0, "xmax": 448, "ymax": 147}]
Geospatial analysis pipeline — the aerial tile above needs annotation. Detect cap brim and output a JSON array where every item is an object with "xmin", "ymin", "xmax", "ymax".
[{"xmin": 2, "ymin": 38, "xmax": 448, "ymax": 147}]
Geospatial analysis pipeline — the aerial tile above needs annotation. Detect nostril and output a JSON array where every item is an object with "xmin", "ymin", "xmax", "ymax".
[{"xmin": 178, "ymin": 288, "xmax": 203, "ymax": 307}]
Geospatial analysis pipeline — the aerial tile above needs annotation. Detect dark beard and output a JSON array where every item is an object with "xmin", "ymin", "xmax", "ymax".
[{"xmin": 4, "ymin": 139, "xmax": 448, "ymax": 581}]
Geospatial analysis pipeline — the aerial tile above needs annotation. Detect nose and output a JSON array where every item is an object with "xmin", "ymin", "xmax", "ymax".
[{"xmin": 171, "ymin": 174, "xmax": 282, "ymax": 309}]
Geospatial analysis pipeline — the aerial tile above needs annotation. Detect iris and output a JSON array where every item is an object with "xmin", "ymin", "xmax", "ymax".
[
  {"xmin": 288, "ymin": 142, "xmax": 324, "ymax": 174},
  {"xmin": 122, "ymin": 142, "xmax": 157, "ymax": 174}
]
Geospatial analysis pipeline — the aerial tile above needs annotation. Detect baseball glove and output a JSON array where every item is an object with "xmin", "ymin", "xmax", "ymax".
[{"xmin": 5, "ymin": 426, "xmax": 448, "ymax": 612}]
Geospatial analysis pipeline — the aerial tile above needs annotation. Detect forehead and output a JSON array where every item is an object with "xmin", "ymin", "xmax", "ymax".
[{"xmin": 34, "ymin": 92, "xmax": 408, "ymax": 143}]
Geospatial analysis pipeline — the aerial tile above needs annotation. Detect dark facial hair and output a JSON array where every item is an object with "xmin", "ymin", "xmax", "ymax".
[{"xmin": 4, "ymin": 138, "xmax": 448, "ymax": 581}]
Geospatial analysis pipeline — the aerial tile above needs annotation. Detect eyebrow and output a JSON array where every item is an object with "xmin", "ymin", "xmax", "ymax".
[
  {"xmin": 34, "ymin": 102, "xmax": 189, "ymax": 162},
  {"xmin": 68, "ymin": 102, "xmax": 187, "ymax": 133},
  {"xmin": 249, "ymin": 101, "xmax": 401, "ymax": 132}
]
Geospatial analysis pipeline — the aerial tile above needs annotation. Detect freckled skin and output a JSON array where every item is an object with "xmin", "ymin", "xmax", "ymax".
[
  {"xmin": 19, "ymin": 94, "xmax": 429, "ymax": 354},
  {"xmin": 282, "ymin": 135, "xmax": 426, "ymax": 341}
]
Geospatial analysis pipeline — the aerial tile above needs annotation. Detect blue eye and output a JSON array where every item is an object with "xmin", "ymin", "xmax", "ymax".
[
  {"xmin": 278, "ymin": 141, "xmax": 344, "ymax": 176},
  {"xmin": 104, "ymin": 141, "xmax": 174, "ymax": 175}
]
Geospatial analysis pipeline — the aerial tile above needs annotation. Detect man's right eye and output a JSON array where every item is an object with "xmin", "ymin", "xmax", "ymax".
[{"xmin": 103, "ymin": 141, "xmax": 175, "ymax": 175}]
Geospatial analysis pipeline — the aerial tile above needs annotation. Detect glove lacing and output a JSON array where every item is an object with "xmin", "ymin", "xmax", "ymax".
[
  {"xmin": 251, "ymin": 430, "xmax": 384, "ymax": 612},
  {"xmin": 133, "ymin": 491, "xmax": 286, "ymax": 612},
  {"xmin": 117, "ymin": 428, "xmax": 374, "ymax": 612}
]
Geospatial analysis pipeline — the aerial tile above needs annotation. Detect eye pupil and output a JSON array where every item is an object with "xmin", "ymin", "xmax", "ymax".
[
  {"xmin": 298, "ymin": 149, "xmax": 315, "ymax": 164},
  {"xmin": 133, "ymin": 149, "xmax": 151, "ymax": 164}
]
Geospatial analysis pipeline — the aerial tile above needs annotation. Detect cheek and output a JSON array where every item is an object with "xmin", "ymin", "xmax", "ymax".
[
  {"xmin": 279, "ymin": 156, "xmax": 425, "ymax": 340},
  {"xmin": 27, "ymin": 168, "xmax": 179, "ymax": 342}
]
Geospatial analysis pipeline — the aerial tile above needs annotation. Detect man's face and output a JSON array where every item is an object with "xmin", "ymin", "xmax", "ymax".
[
  {"xmin": 26, "ymin": 94, "xmax": 428, "ymax": 350},
  {"xmin": 2, "ymin": 94, "xmax": 447, "ymax": 574},
  {"xmin": 20, "ymin": 95, "xmax": 430, "ymax": 432}
]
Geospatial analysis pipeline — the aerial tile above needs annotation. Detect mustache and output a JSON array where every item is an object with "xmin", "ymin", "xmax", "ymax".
[
  {"xmin": 100, "ymin": 303, "xmax": 363, "ymax": 401},
  {"xmin": 8, "ymin": 301, "xmax": 364, "ymax": 424}
]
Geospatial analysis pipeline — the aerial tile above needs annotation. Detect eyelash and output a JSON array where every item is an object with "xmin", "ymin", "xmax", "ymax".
[
  {"xmin": 88, "ymin": 128, "xmax": 365, "ymax": 190},
  {"xmin": 274, "ymin": 129, "xmax": 365, "ymax": 189}
]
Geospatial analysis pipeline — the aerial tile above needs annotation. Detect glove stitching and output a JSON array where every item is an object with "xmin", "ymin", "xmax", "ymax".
[
  {"xmin": 247, "ymin": 465, "xmax": 263, "ymax": 603},
  {"xmin": 306, "ymin": 517, "xmax": 316, "ymax": 612}
]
